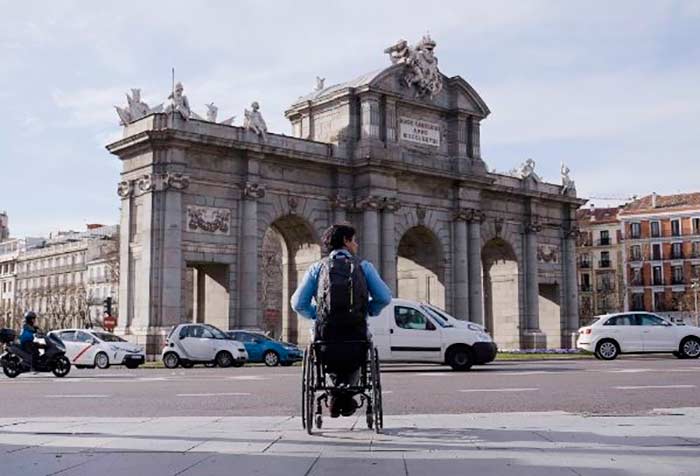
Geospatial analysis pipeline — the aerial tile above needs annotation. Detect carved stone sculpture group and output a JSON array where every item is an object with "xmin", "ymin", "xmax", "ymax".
[{"xmin": 384, "ymin": 34, "xmax": 443, "ymax": 98}]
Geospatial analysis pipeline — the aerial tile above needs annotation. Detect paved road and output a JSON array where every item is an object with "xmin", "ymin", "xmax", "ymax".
[{"xmin": 1, "ymin": 356, "xmax": 699, "ymax": 417}]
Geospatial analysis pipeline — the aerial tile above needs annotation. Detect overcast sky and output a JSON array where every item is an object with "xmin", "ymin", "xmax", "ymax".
[{"xmin": 1, "ymin": 0, "xmax": 698, "ymax": 238}]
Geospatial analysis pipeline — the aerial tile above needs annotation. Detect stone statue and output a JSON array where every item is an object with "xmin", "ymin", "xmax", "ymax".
[
  {"xmin": 114, "ymin": 88, "xmax": 161, "ymax": 126},
  {"xmin": 315, "ymin": 76, "xmax": 325, "ymax": 91},
  {"xmin": 560, "ymin": 162, "xmax": 576, "ymax": 195},
  {"xmin": 205, "ymin": 102, "xmax": 218, "ymax": 122},
  {"xmin": 244, "ymin": 101, "xmax": 267, "ymax": 140},
  {"xmin": 385, "ymin": 34, "xmax": 443, "ymax": 98},
  {"xmin": 165, "ymin": 82, "xmax": 191, "ymax": 120},
  {"xmin": 511, "ymin": 158, "xmax": 541, "ymax": 182}
]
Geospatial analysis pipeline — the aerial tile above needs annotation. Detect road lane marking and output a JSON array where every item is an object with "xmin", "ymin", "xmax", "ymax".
[
  {"xmin": 45, "ymin": 394, "xmax": 110, "ymax": 398},
  {"xmin": 382, "ymin": 390, "xmax": 393, "ymax": 394},
  {"xmin": 614, "ymin": 385, "xmax": 697, "ymax": 390},
  {"xmin": 605, "ymin": 369, "xmax": 654, "ymax": 373},
  {"xmin": 176, "ymin": 393, "xmax": 251, "ymax": 397},
  {"xmin": 226, "ymin": 376, "xmax": 268, "ymax": 381},
  {"xmin": 458, "ymin": 388, "xmax": 539, "ymax": 393}
]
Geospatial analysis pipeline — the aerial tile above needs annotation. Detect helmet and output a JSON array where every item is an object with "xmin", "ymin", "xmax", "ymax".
[{"xmin": 24, "ymin": 311, "xmax": 37, "ymax": 324}]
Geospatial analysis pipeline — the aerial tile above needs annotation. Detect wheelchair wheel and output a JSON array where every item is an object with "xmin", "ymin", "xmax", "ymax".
[
  {"xmin": 370, "ymin": 346, "xmax": 383, "ymax": 433},
  {"xmin": 301, "ymin": 345, "xmax": 315, "ymax": 434}
]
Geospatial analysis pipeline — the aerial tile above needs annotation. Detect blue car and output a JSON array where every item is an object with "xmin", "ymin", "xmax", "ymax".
[{"xmin": 226, "ymin": 330, "xmax": 302, "ymax": 367}]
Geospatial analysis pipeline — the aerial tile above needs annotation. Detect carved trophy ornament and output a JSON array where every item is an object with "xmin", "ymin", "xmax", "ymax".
[
  {"xmin": 115, "ymin": 88, "xmax": 163, "ymax": 126},
  {"xmin": 187, "ymin": 206, "xmax": 231, "ymax": 235},
  {"xmin": 384, "ymin": 34, "xmax": 443, "ymax": 98},
  {"xmin": 537, "ymin": 245, "xmax": 559, "ymax": 264},
  {"xmin": 510, "ymin": 158, "xmax": 542, "ymax": 183}
]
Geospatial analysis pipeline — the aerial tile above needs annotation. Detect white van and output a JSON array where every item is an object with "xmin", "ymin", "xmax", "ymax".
[{"xmin": 369, "ymin": 298, "xmax": 497, "ymax": 370}]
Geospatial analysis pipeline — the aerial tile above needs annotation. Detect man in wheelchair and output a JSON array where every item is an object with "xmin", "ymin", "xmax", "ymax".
[{"xmin": 291, "ymin": 223, "xmax": 392, "ymax": 417}]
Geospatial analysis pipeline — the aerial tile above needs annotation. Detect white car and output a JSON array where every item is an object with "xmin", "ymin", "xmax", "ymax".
[
  {"xmin": 49, "ymin": 328, "xmax": 145, "ymax": 369},
  {"xmin": 162, "ymin": 323, "xmax": 247, "ymax": 368},
  {"xmin": 576, "ymin": 312, "xmax": 700, "ymax": 360}
]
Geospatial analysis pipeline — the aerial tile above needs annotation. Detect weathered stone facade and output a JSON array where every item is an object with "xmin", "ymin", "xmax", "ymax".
[{"xmin": 108, "ymin": 47, "xmax": 584, "ymax": 355}]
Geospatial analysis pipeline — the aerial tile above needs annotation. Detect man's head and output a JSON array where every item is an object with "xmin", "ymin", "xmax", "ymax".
[
  {"xmin": 322, "ymin": 224, "xmax": 358, "ymax": 255},
  {"xmin": 24, "ymin": 311, "xmax": 37, "ymax": 326}
]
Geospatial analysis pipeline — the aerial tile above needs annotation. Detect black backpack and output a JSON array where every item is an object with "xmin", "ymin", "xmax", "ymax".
[{"xmin": 315, "ymin": 254, "xmax": 369, "ymax": 342}]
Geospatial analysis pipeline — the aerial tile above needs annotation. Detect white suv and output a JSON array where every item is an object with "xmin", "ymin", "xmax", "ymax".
[
  {"xmin": 577, "ymin": 312, "xmax": 700, "ymax": 360},
  {"xmin": 162, "ymin": 324, "xmax": 247, "ymax": 368}
]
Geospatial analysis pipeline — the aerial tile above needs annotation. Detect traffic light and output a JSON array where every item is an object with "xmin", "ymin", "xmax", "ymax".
[{"xmin": 103, "ymin": 297, "xmax": 113, "ymax": 316}]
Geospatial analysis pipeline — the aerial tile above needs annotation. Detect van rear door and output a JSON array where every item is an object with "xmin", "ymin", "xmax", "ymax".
[{"xmin": 389, "ymin": 304, "xmax": 442, "ymax": 362}]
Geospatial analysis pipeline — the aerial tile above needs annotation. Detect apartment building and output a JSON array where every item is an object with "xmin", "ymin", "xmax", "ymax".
[
  {"xmin": 619, "ymin": 192, "xmax": 700, "ymax": 321},
  {"xmin": 576, "ymin": 206, "xmax": 624, "ymax": 322},
  {"xmin": 0, "ymin": 237, "xmax": 44, "ymax": 328}
]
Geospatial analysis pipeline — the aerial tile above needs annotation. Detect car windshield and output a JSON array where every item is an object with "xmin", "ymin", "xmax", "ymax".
[
  {"xmin": 93, "ymin": 332, "xmax": 126, "ymax": 343},
  {"xmin": 204, "ymin": 325, "xmax": 228, "ymax": 339},
  {"xmin": 420, "ymin": 304, "xmax": 452, "ymax": 328}
]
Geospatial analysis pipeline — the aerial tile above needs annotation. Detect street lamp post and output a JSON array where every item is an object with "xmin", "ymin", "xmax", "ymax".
[{"xmin": 691, "ymin": 279, "xmax": 699, "ymax": 327}]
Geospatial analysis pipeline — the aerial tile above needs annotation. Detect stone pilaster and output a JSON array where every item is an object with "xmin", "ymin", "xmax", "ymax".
[
  {"xmin": 452, "ymin": 209, "xmax": 470, "ymax": 320},
  {"xmin": 562, "ymin": 224, "xmax": 580, "ymax": 348},
  {"xmin": 360, "ymin": 95, "xmax": 381, "ymax": 140},
  {"xmin": 359, "ymin": 195, "xmax": 382, "ymax": 267},
  {"xmin": 469, "ymin": 118, "xmax": 481, "ymax": 160},
  {"xmin": 116, "ymin": 181, "xmax": 133, "ymax": 331},
  {"xmin": 385, "ymin": 98, "xmax": 397, "ymax": 143},
  {"xmin": 239, "ymin": 182, "xmax": 265, "ymax": 328},
  {"xmin": 467, "ymin": 209, "xmax": 485, "ymax": 325},
  {"xmin": 381, "ymin": 197, "xmax": 401, "ymax": 295}
]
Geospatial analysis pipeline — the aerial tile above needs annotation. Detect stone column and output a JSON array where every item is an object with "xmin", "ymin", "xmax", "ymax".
[
  {"xmin": 116, "ymin": 180, "xmax": 133, "ymax": 331},
  {"xmin": 467, "ymin": 210, "xmax": 485, "ymax": 325},
  {"xmin": 381, "ymin": 197, "xmax": 401, "ymax": 295},
  {"xmin": 360, "ymin": 95, "xmax": 381, "ymax": 140},
  {"xmin": 360, "ymin": 196, "xmax": 382, "ymax": 267},
  {"xmin": 522, "ymin": 220, "xmax": 546, "ymax": 349},
  {"xmin": 562, "ymin": 225, "xmax": 580, "ymax": 347},
  {"xmin": 452, "ymin": 210, "xmax": 470, "ymax": 320},
  {"xmin": 239, "ymin": 182, "xmax": 265, "ymax": 328}
]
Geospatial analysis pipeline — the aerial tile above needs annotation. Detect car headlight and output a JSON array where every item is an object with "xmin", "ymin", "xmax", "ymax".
[{"xmin": 467, "ymin": 323, "xmax": 484, "ymax": 332}]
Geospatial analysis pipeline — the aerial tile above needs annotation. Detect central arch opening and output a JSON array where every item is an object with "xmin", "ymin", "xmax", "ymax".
[
  {"xmin": 482, "ymin": 238, "xmax": 520, "ymax": 349},
  {"xmin": 261, "ymin": 215, "xmax": 320, "ymax": 346},
  {"xmin": 397, "ymin": 225, "xmax": 445, "ymax": 308}
]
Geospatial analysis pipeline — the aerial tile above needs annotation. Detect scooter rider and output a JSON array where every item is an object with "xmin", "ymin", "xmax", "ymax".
[{"xmin": 19, "ymin": 311, "xmax": 42, "ymax": 369}]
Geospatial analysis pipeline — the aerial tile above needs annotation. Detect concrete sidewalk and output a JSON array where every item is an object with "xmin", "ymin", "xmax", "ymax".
[{"xmin": 1, "ymin": 409, "xmax": 698, "ymax": 475}]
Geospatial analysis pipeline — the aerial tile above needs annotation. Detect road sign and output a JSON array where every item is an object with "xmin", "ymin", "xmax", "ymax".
[{"xmin": 103, "ymin": 315, "xmax": 117, "ymax": 331}]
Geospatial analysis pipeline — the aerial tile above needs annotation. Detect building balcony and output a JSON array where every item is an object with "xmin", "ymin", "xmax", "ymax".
[
  {"xmin": 651, "ymin": 254, "xmax": 662, "ymax": 261},
  {"xmin": 598, "ymin": 260, "xmax": 611, "ymax": 268},
  {"xmin": 652, "ymin": 279, "xmax": 664, "ymax": 286},
  {"xmin": 670, "ymin": 252, "xmax": 684, "ymax": 260},
  {"xmin": 578, "ymin": 261, "xmax": 591, "ymax": 269},
  {"xmin": 630, "ymin": 279, "xmax": 644, "ymax": 287},
  {"xmin": 671, "ymin": 278, "xmax": 685, "ymax": 285},
  {"xmin": 597, "ymin": 285, "xmax": 615, "ymax": 293},
  {"xmin": 596, "ymin": 238, "xmax": 611, "ymax": 246},
  {"xmin": 630, "ymin": 304, "xmax": 646, "ymax": 311},
  {"xmin": 629, "ymin": 255, "xmax": 643, "ymax": 262},
  {"xmin": 579, "ymin": 285, "xmax": 592, "ymax": 292}
]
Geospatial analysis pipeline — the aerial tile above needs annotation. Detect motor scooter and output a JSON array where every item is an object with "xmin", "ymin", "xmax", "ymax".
[{"xmin": 0, "ymin": 328, "xmax": 71, "ymax": 378}]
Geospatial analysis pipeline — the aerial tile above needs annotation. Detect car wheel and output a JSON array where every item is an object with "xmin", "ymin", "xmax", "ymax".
[
  {"xmin": 216, "ymin": 351, "xmax": 234, "ymax": 368},
  {"xmin": 679, "ymin": 337, "xmax": 700, "ymax": 359},
  {"xmin": 447, "ymin": 347, "xmax": 473, "ymax": 371},
  {"xmin": 163, "ymin": 352, "xmax": 180, "ymax": 369},
  {"xmin": 94, "ymin": 352, "xmax": 110, "ymax": 369},
  {"xmin": 263, "ymin": 350, "xmax": 280, "ymax": 367},
  {"xmin": 595, "ymin": 340, "xmax": 619, "ymax": 360}
]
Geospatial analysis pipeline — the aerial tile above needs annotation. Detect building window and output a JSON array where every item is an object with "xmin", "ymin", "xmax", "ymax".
[
  {"xmin": 599, "ymin": 251, "xmax": 610, "ymax": 268},
  {"xmin": 692, "ymin": 218, "xmax": 700, "ymax": 235},
  {"xmin": 599, "ymin": 230, "xmax": 610, "ymax": 246},
  {"xmin": 671, "ymin": 219, "xmax": 681, "ymax": 237},
  {"xmin": 653, "ymin": 266, "xmax": 663, "ymax": 286},
  {"xmin": 630, "ymin": 223, "xmax": 641, "ymax": 239},
  {"xmin": 652, "ymin": 243, "xmax": 662, "ymax": 261},
  {"xmin": 651, "ymin": 221, "xmax": 661, "ymax": 238},
  {"xmin": 598, "ymin": 274, "xmax": 613, "ymax": 292},
  {"xmin": 653, "ymin": 291, "xmax": 666, "ymax": 311},
  {"xmin": 692, "ymin": 242, "xmax": 700, "ymax": 258},
  {"xmin": 631, "ymin": 267, "xmax": 643, "ymax": 286},
  {"xmin": 580, "ymin": 273, "xmax": 591, "ymax": 291},
  {"xmin": 630, "ymin": 245, "xmax": 642, "ymax": 261},
  {"xmin": 631, "ymin": 293, "xmax": 644, "ymax": 311},
  {"xmin": 671, "ymin": 242, "xmax": 683, "ymax": 260},
  {"xmin": 579, "ymin": 254, "xmax": 591, "ymax": 268},
  {"xmin": 672, "ymin": 265, "xmax": 684, "ymax": 284}
]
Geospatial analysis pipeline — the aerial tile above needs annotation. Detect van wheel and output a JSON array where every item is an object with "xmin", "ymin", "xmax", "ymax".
[
  {"xmin": 163, "ymin": 352, "xmax": 180, "ymax": 369},
  {"xmin": 447, "ymin": 347, "xmax": 473, "ymax": 371},
  {"xmin": 595, "ymin": 340, "xmax": 619, "ymax": 360}
]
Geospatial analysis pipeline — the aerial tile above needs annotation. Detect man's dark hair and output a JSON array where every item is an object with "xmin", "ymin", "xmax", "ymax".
[{"xmin": 322, "ymin": 224, "xmax": 356, "ymax": 253}]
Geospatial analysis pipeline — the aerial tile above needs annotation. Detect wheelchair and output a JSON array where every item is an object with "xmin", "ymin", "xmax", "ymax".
[{"xmin": 301, "ymin": 339, "xmax": 383, "ymax": 434}]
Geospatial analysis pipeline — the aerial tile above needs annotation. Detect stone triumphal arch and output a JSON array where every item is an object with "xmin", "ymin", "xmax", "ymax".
[{"xmin": 108, "ymin": 36, "xmax": 584, "ymax": 355}]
